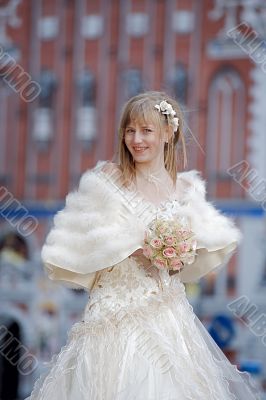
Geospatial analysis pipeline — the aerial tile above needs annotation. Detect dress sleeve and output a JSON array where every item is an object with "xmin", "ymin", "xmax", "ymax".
[
  {"xmin": 41, "ymin": 161, "xmax": 144, "ymax": 291},
  {"xmin": 178, "ymin": 170, "xmax": 243, "ymax": 283}
]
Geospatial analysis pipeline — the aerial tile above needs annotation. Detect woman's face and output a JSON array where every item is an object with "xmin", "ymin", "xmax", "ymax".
[{"xmin": 124, "ymin": 119, "xmax": 167, "ymax": 164}]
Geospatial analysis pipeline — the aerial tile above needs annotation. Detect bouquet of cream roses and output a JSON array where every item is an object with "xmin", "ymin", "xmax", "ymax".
[{"xmin": 143, "ymin": 216, "xmax": 197, "ymax": 272}]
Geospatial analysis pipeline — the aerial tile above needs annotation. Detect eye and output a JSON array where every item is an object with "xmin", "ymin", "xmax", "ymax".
[
  {"xmin": 125, "ymin": 128, "xmax": 135, "ymax": 135},
  {"xmin": 144, "ymin": 128, "xmax": 152, "ymax": 133}
]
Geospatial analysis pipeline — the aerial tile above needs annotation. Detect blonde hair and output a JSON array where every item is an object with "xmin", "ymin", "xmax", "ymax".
[{"xmin": 112, "ymin": 91, "xmax": 188, "ymax": 189}]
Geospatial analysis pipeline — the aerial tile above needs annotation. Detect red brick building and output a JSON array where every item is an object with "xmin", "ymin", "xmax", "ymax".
[
  {"xmin": 1, "ymin": 1, "xmax": 266, "ymax": 396},
  {"xmin": 1, "ymin": 0, "xmax": 264, "ymax": 200}
]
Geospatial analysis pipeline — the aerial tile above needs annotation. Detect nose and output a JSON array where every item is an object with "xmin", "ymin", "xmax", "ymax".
[{"xmin": 132, "ymin": 130, "xmax": 143, "ymax": 144}]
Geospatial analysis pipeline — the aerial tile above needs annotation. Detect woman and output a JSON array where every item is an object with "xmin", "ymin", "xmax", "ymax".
[{"xmin": 26, "ymin": 91, "xmax": 261, "ymax": 399}]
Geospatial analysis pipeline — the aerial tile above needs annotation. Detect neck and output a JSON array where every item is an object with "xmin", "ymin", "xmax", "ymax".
[
  {"xmin": 134, "ymin": 160, "xmax": 175, "ymax": 195},
  {"xmin": 134, "ymin": 160, "xmax": 166, "ymax": 177}
]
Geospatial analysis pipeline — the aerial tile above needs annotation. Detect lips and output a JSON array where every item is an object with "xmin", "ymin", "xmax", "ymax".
[{"xmin": 133, "ymin": 147, "xmax": 148, "ymax": 153}]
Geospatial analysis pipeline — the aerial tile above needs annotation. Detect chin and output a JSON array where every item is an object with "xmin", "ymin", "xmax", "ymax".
[
  {"xmin": 130, "ymin": 153, "xmax": 146, "ymax": 160},
  {"xmin": 133, "ymin": 150, "xmax": 153, "ymax": 158},
  {"xmin": 134, "ymin": 157, "xmax": 152, "ymax": 164}
]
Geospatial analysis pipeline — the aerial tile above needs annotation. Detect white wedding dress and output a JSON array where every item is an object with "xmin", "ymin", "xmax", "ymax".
[
  {"xmin": 26, "ymin": 196, "xmax": 261, "ymax": 400},
  {"xmin": 28, "ymin": 209, "xmax": 260, "ymax": 400}
]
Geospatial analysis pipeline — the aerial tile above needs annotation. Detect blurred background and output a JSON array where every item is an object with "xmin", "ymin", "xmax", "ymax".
[{"xmin": 0, "ymin": 0, "xmax": 266, "ymax": 398}]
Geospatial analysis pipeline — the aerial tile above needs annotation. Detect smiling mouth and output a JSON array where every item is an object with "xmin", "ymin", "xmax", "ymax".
[{"xmin": 133, "ymin": 147, "xmax": 148, "ymax": 153}]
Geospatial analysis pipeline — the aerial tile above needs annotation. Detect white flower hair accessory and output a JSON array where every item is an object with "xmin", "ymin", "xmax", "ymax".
[{"xmin": 154, "ymin": 100, "xmax": 179, "ymax": 132}]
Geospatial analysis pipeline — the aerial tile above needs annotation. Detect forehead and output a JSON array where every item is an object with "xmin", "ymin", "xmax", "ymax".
[
  {"xmin": 126, "ymin": 118, "xmax": 155, "ymax": 127},
  {"xmin": 125, "ymin": 100, "xmax": 161, "ymax": 126},
  {"xmin": 125, "ymin": 113, "xmax": 161, "ymax": 129}
]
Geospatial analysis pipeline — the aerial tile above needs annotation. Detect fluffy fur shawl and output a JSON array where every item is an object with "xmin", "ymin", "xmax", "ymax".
[{"xmin": 41, "ymin": 160, "xmax": 242, "ymax": 291}]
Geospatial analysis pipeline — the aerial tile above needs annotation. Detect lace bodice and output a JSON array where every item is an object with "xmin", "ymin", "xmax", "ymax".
[{"xmin": 83, "ymin": 200, "xmax": 188, "ymax": 324}]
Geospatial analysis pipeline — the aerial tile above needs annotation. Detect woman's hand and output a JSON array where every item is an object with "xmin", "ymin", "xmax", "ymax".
[
  {"xmin": 130, "ymin": 248, "xmax": 152, "ymax": 269},
  {"xmin": 130, "ymin": 249, "xmax": 182, "ymax": 278},
  {"xmin": 130, "ymin": 249, "xmax": 143, "ymax": 258},
  {"xmin": 130, "ymin": 249, "xmax": 181, "ymax": 276},
  {"xmin": 169, "ymin": 269, "xmax": 181, "ymax": 276}
]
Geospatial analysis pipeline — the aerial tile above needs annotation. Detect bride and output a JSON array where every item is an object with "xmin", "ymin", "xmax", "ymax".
[{"xmin": 26, "ymin": 91, "xmax": 262, "ymax": 399}]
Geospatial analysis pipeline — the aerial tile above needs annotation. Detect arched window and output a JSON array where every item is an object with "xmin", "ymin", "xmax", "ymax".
[{"xmin": 206, "ymin": 68, "xmax": 245, "ymax": 198}]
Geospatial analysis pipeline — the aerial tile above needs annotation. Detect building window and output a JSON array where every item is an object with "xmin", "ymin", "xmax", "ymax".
[
  {"xmin": 172, "ymin": 10, "xmax": 195, "ymax": 35},
  {"xmin": 81, "ymin": 15, "xmax": 103, "ymax": 39},
  {"xmin": 170, "ymin": 63, "xmax": 188, "ymax": 105},
  {"xmin": 38, "ymin": 17, "xmax": 59, "ymax": 41},
  {"xmin": 126, "ymin": 13, "xmax": 149, "ymax": 38},
  {"xmin": 206, "ymin": 67, "xmax": 245, "ymax": 197},
  {"xmin": 124, "ymin": 69, "xmax": 143, "ymax": 99},
  {"xmin": 32, "ymin": 69, "xmax": 57, "ymax": 146},
  {"xmin": 76, "ymin": 69, "xmax": 97, "ymax": 147}
]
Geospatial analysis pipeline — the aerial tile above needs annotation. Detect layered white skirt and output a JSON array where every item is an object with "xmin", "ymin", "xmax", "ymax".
[{"xmin": 25, "ymin": 276, "xmax": 261, "ymax": 400}]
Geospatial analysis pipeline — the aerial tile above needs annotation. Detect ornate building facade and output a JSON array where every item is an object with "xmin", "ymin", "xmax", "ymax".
[{"xmin": 0, "ymin": 0, "xmax": 266, "ymax": 397}]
